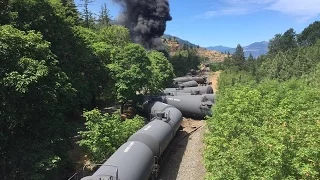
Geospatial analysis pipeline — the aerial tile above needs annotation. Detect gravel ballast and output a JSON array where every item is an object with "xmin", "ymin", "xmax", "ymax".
[{"xmin": 158, "ymin": 119, "xmax": 206, "ymax": 180}]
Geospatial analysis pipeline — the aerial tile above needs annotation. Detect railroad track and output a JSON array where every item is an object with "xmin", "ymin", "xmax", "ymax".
[{"xmin": 156, "ymin": 122, "xmax": 205, "ymax": 179}]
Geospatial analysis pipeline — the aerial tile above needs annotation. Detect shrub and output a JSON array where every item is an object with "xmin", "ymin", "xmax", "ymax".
[
  {"xmin": 78, "ymin": 109, "xmax": 144, "ymax": 162},
  {"xmin": 209, "ymin": 62, "xmax": 224, "ymax": 72},
  {"xmin": 205, "ymin": 77, "xmax": 320, "ymax": 179}
]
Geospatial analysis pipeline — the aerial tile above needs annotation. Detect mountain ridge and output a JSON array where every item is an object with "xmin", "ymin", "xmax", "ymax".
[
  {"xmin": 162, "ymin": 34, "xmax": 198, "ymax": 48},
  {"xmin": 206, "ymin": 41, "xmax": 269, "ymax": 58},
  {"xmin": 162, "ymin": 33, "xmax": 269, "ymax": 58}
]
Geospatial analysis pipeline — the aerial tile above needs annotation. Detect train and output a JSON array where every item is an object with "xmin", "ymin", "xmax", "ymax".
[
  {"xmin": 80, "ymin": 74, "xmax": 216, "ymax": 180},
  {"xmin": 81, "ymin": 102, "xmax": 183, "ymax": 180}
]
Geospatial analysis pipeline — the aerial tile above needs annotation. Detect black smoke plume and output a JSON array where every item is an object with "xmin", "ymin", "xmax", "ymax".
[{"xmin": 113, "ymin": 0, "xmax": 172, "ymax": 50}]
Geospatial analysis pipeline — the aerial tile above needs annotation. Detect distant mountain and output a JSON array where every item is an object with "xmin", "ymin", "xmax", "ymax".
[
  {"xmin": 243, "ymin": 41, "xmax": 269, "ymax": 58},
  {"xmin": 162, "ymin": 34, "xmax": 198, "ymax": 48},
  {"xmin": 206, "ymin": 41, "xmax": 269, "ymax": 58},
  {"xmin": 206, "ymin": 45, "xmax": 235, "ymax": 54}
]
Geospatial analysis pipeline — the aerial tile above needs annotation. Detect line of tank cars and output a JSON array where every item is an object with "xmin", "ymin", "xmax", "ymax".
[{"xmin": 81, "ymin": 73, "xmax": 215, "ymax": 180}]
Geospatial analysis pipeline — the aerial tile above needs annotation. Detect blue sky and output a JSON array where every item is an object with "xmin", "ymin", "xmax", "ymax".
[{"xmin": 75, "ymin": 0, "xmax": 320, "ymax": 47}]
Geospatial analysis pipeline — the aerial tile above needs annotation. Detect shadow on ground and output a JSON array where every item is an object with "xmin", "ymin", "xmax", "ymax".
[{"xmin": 157, "ymin": 130, "xmax": 190, "ymax": 180}]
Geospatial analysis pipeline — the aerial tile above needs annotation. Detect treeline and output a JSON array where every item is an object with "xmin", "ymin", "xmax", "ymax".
[
  {"xmin": 205, "ymin": 21, "xmax": 320, "ymax": 179},
  {"xmin": 162, "ymin": 36, "xmax": 205, "ymax": 76},
  {"xmin": 0, "ymin": 0, "xmax": 190, "ymax": 179},
  {"xmin": 169, "ymin": 49, "xmax": 203, "ymax": 76}
]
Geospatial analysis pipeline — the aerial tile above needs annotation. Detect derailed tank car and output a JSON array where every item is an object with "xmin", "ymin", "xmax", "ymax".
[
  {"xmin": 179, "ymin": 80, "xmax": 199, "ymax": 88},
  {"xmin": 173, "ymin": 76, "xmax": 207, "ymax": 84},
  {"xmin": 81, "ymin": 102, "xmax": 183, "ymax": 180},
  {"xmin": 81, "ymin": 141, "xmax": 154, "ymax": 180},
  {"xmin": 164, "ymin": 92, "xmax": 216, "ymax": 103},
  {"xmin": 166, "ymin": 80, "xmax": 199, "ymax": 88},
  {"xmin": 162, "ymin": 95, "xmax": 213, "ymax": 119},
  {"xmin": 164, "ymin": 85, "xmax": 214, "ymax": 95}
]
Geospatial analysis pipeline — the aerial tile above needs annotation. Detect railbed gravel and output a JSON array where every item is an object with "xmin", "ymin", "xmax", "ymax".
[{"xmin": 158, "ymin": 119, "xmax": 206, "ymax": 180}]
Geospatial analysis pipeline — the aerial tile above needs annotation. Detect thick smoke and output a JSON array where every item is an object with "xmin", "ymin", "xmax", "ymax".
[{"xmin": 113, "ymin": 0, "xmax": 172, "ymax": 50}]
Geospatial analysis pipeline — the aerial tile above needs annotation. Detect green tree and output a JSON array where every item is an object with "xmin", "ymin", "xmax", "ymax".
[
  {"xmin": 259, "ymin": 40, "xmax": 320, "ymax": 81},
  {"xmin": 0, "ymin": 0, "xmax": 10, "ymax": 25},
  {"xmin": 98, "ymin": 25, "xmax": 131, "ymax": 47},
  {"xmin": 298, "ymin": 21, "xmax": 320, "ymax": 46},
  {"xmin": 246, "ymin": 53, "xmax": 256, "ymax": 74},
  {"xmin": 107, "ymin": 43, "xmax": 151, "ymax": 104},
  {"xmin": 268, "ymin": 28, "xmax": 297, "ymax": 56},
  {"xmin": 73, "ymin": 26, "xmax": 110, "ymax": 107},
  {"xmin": 247, "ymin": 53, "xmax": 254, "ymax": 61},
  {"xmin": 6, "ymin": 0, "xmax": 108, "ymax": 109},
  {"xmin": 61, "ymin": 0, "xmax": 80, "ymax": 24},
  {"xmin": 146, "ymin": 51, "xmax": 175, "ymax": 93},
  {"xmin": 223, "ymin": 56, "xmax": 233, "ymax": 68},
  {"xmin": 80, "ymin": 0, "xmax": 95, "ymax": 28},
  {"xmin": 0, "ymin": 25, "xmax": 76, "ymax": 180},
  {"xmin": 169, "ymin": 49, "xmax": 201, "ymax": 76},
  {"xmin": 268, "ymin": 33, "xmax": 283, "ymax": 55},
  {"xmin": 231, "ymin": 44, "xmax": 245, "ymax": 70},
  {"xmin": 282, "ymin": 28, "xmax": 298, "ymax": 50},
  {"xmin": 96, "ymin": 3, "xmax": 111, "ymax": 29}
]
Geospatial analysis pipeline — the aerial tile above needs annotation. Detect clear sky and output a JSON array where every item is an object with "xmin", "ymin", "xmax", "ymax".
[{"xmin": 75, "ymin": 0, "xmax": 320, "ymax": 47}]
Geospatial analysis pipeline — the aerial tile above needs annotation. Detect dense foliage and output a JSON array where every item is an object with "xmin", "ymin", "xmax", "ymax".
[
  {"xmin": 205, "ymin": 21, "xmax": 320, "ymax": 179},
  {"xmin": 78, "ymin": 109, "xmax": 144, "ymax": 162},
  {"xmin": 169, "ymin": 49, "xmax": 201, "ymax": 76},
  {"xmin": 147, "ymin": 51, "xmax": 175, "ymax": 93},
  {"xmin": 205, "ymin": 73, "xmax": 320, "ymax": 179},
  {"xmin": 0, "ymin": 24, "xmax": 76, "ymax": 180},
  {"xmin": 258, "ymin": 41, "xmax": 320, "ymax": 81},
  {"xmin": 0, "ymin": 0, "xmax": 175, "ymax": 179}
]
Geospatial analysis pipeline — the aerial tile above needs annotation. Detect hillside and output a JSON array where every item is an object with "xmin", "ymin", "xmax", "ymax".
[
  {"xmin": 162, "ymin": 35, "xmax": 228, "ymax": 62},
  {"xmin": 207, "ymin": 41, "xmax": 269, "ymax": 58},
  {"xmin": 163, "ymin": 34, "xmax": 198, "ymax": 48},
  {"xmin": 197, "ymin": 47, "xmax": 229, "ymax": 62}
]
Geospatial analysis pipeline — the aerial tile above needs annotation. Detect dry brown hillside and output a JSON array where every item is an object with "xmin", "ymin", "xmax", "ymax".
[
  {"xmin": 163, "ymin": 38, "xmax": 180, "ymax": 56},
  {"xmin": 197, "ymin": 47, "xmax": 229, "ymax": 62},
  {"xmin": 162, "ymin": 37, "xmax": 228, "ymax": 62}
]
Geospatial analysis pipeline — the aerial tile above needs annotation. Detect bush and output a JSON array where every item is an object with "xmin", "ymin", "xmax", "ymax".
[
  {"xmin": 205, "ymin": 75, "xmax": 320, "ymax": 179},
  {"xmin": 217, "ymin": 70, "xmax": 256, "ymax": 93},
  {"xmin": 78, "ymin": 109, "xmax": 144, "ymax": 162},
  {"xmin": 209, "ymin": 62, "xmax": 224, "ymax": 72}
]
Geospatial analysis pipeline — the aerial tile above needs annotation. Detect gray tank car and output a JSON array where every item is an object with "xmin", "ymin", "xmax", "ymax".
[
  {"xmin": 143, "ymin": 101, "xmax": 183, "ymax": 134},
  {"xmin": 162, "ymin": 95, "xmax": 213, "ymax": 119},
  {"xmin": 179, "ymin": 80, "xmax": 199, "ymax": 88},
  {"xmin": 166, "ymin": 80, "xmax": 199, "ymax": 88},
  {"xmin": 82, "ymin": 141, "xmax": 154, "ymax": 180},
  {"xmin": 164, "ymin": 92, "xmax": 216, "ymax": 103},
  {"xmin": 173, "ymin": 76, "xmax": 206, "ymax": 84},
  {"xmin": 128, "ymin": 119, "xmax": 173, "ymax": 156},
  {"xmin": 164, "ymin": 85, "xmax": 213, "ymax": 94}
]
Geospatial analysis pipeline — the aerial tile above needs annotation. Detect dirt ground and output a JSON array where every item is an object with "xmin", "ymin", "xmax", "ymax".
[{"xmin": 209, "ymin": 70, "xmax": 221, "ymax": 92}]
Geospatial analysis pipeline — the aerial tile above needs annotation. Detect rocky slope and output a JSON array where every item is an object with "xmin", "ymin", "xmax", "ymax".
[{"xmin": 162, "ymin": 36, "xmax": 228, "ymax": 62}]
